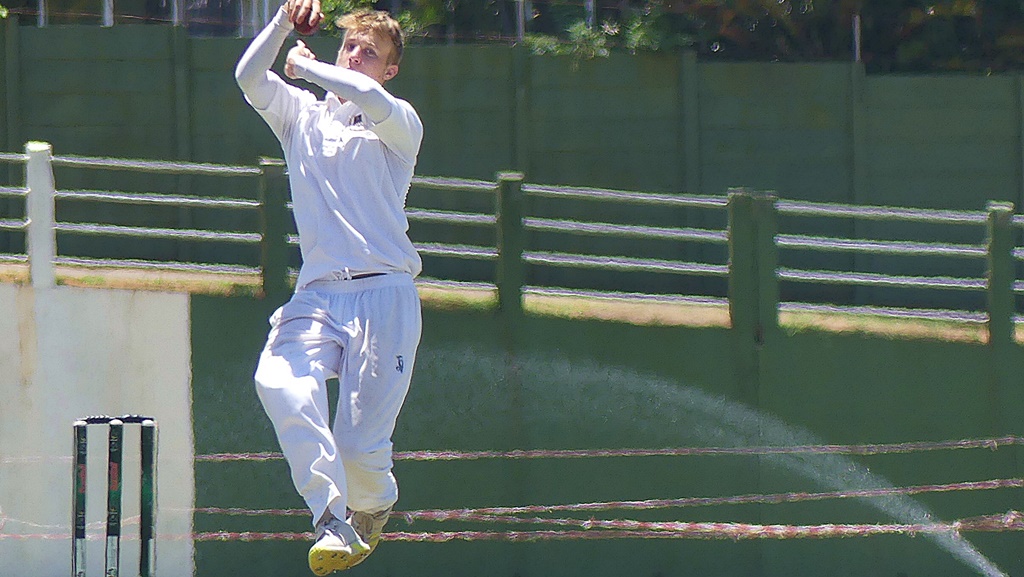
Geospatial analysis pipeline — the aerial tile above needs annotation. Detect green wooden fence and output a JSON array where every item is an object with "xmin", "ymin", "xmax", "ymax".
[{"xmin": 2, "ymin": 142, "xmax": 1021, "ymax": 348}]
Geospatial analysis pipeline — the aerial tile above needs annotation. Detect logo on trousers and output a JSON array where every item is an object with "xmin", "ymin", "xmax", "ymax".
[{"xmin": 396, "ymin": 355, "xmax": 404, "ymax": 373}]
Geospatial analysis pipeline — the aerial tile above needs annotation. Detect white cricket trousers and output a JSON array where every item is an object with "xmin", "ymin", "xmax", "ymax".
[{"xmin": 254, "ymin": 273, "xmax": 421, "ymax": 526}]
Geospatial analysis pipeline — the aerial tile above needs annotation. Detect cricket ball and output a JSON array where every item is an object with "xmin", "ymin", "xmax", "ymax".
[{"xmin": 293, "ymin": 15, "xmax": 320, "ymax": 36}]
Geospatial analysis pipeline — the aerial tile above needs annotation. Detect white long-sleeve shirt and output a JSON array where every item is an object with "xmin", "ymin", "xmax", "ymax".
[{"xmin": 235, "ymin": 9, "xmax": 424, "ymax": 289}]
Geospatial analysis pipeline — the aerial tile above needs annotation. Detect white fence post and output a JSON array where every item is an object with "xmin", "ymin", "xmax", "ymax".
[
  {"xmin": 26, "ymin": 141, "xmax": 56, "ymax": 289},
  {"xmin": 36, "ymin": 0, "xmax": 47, "ymax": 26},
  {"xmin": 172, "ymin": 0, "xmax": 183, "ymax": 25},
  {"xmin": 516, "ymin": 0, "xmax": 525, "ymax": 42},
  {"xmin": 102, "ymin": 0, "xmax": 114, "ymax": 26}
]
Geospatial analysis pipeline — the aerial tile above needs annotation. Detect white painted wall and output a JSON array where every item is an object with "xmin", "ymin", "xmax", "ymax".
[{"xmin": 0, "ymin": 283, "xmax": 194, "ymax": 577}]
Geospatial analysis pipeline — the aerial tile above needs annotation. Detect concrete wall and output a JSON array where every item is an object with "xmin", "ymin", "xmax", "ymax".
[{"xmin": 0, "ymin": 283, "xmax": 194, "ymax": 577}]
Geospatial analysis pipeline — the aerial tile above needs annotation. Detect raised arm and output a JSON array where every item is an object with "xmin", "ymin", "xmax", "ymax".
[{"xmin": 234, "ymin": 7, "xmax": 294, "ymax": 109}]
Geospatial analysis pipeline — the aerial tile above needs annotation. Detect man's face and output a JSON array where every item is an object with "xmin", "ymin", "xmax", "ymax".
[{"xmin": 336, "ymin": 29, "xmax": 398, "ymax": 85}]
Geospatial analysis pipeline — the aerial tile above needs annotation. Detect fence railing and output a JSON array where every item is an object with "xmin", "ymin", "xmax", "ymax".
[{"xmin": 1, "ymin": 141, "xmax": 1021, "ymax": 346}]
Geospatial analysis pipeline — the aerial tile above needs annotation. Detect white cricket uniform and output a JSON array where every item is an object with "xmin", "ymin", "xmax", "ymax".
[{"xmin": 236, "ymin": 8, "xmax": 423, "ymax": 522}]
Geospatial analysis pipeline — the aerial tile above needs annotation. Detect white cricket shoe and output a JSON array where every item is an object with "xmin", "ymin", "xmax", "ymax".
[
  {"xmin": 308, "ymin": 513, "xmax": 370, "ymax": 575},
  {"xmin": 346, "ymin": 506, "xmax": 392, "ymax": 568}
]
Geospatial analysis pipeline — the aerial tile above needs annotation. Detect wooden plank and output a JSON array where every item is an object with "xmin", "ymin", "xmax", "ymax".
[
  {"xmin": 533, "ymin": 119, "xmax": 679, "ymax": 154},
  {"xmin": 1, "ymin": 20, "xmax": 7, "ymax": 152},
  {"xmin": 529, "ymin": 52, "xmax": 678, "ymax": 90},
  {"xmin": 865, "ymin": 75, "xmax": 1016, "ymax": 109},
  {"xmin": 172, "ymin": 27, "xmax": 193, "ymax": 160},
  {"xmin": 21, "ymin": 61, "xmax": 166, "ymax": 93},
  {"xmin": 21, "ymin": 25, "xmax": 172, "ymax": 61},
  {"xmin": 527, "ymin": 149, "xmax": 682, "ymax": 191},
  {"xmin": 701, "ymin": 129, "xmax": 849, "ymax": 161},
  {"xmin": 530, "ymin": 87, "xmax": 676, "ymax": 120},
  {"xmin": 868, "ymin": 108, "xmax": 1016, "ymax": 141},
  {"xmin": 1, "ymin": 19, "xmax": 19, "ymax": 254},
  {"xmin": 188, "ymin": 37, "xmax": 252, "ymax": 70},
  {"xmin": 868, "ymin": 140, "xmax": 1017, "ymax": 175},
  {"xmin": 700, "ymin": 62, "xmax": 850, "ymax": 98},
  {"xmin": 30, "ymin": 125, "xmax": 176, "ymax": 158},
  {"xmin": 681, "ymin": 50, "xmax": 701, "ymax": 193},
  {"xmin": 399, "ymin": 46, "xmax": 517, "ymax": 81},
  {"xmin": 510, "ymin": 47, "xmax": 529, "ymax": 174},
  {"xmin": 22, "ymin": 93, "xmax": 174, "ymax": 126},
  {"xmin": 2, "ymin": 19, "xmax": 18, "ymax": 153}
]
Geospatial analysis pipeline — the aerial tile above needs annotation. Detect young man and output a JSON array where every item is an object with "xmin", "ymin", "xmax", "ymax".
[{"xmin": 235, "ymin": 2, "xmax": 423, "ymax": 574}]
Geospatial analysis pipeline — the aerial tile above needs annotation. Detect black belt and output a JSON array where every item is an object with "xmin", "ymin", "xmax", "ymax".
[{"xmin": 351, "ymin": 272, "xmax": 386, "ymax": 280}]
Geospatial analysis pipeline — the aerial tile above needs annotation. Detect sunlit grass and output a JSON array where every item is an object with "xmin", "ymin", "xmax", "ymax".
[{"xmin": 0, "ymin": 263, "xmax": 1018, "ymax": 343}]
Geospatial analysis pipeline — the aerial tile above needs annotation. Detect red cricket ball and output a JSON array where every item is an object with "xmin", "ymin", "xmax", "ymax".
[{"xmin": 293, "ymin": 17, "xmax": 319, "ymax": 36}]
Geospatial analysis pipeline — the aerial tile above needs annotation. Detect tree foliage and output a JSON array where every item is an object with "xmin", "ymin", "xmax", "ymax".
[
  {"xmin": 322, "ymin": 0, "xmax": 1024, "ymax": 72},
  {"xmin": 6, "ymin": 0, "xmax": 1024, "ymax": 72}
]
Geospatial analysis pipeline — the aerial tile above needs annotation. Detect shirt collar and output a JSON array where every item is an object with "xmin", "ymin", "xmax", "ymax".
[{"xmin": 325, "ymin": 93, "xmax": 361, "ymax": 121}]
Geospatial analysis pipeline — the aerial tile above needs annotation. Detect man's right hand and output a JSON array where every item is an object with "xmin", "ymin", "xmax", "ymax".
[
  {"xmin": 285, "ymin": 40, "xmax": 316, "ymax": 79},
  {"xmin": 284, "ymin": 0, "xmax": 322, "ymax": 31}
]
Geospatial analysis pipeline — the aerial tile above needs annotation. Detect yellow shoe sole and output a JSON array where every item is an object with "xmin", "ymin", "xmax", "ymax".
[
  {"xmin": 344, "ymin": 540, "xmax": 379, "ymax": 569},
  {"xmin": 308, "ymin": 541, "xmax": 371, "ymax": 575}
]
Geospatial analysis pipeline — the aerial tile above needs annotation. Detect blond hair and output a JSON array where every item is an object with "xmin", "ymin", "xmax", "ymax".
[{"xmin": 338, "ymin": 10, "xmax": 404, "ymax": 66}]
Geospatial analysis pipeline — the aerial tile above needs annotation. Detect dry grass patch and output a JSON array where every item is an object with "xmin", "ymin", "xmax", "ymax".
[
  {"xmin": 1, "ymin": 264, "xmax": 1018, "ymax": 343},
  {"xmin": 0, "ymin": 263, "xmax": 261, "ymax": 296},
  {"xmin": 778, "ymin": 310, "xmax": 991, "ymax": 344},
  {"xmin": 523, "ymin": 292, "xmax": 729, "ymax": 328}
]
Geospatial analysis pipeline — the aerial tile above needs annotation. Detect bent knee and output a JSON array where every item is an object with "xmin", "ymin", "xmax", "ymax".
[
  {"xmin": 339, "ymin": 444, "xmax": 393, "ymax": 472},
  {"xmin": 253, "ymin": 353, "xmax": 298, "ymax": 392}
]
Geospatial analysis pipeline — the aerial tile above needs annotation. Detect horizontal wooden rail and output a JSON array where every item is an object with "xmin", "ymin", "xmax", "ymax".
[{"xmin": 1, "ymin": 142, "xmax": 1020, "ymax": 344}]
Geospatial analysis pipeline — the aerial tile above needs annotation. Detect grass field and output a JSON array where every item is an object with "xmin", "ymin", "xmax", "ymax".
[{"xmin": 0, "ymin": 262, "xmax": 1014, "ymax": 344}]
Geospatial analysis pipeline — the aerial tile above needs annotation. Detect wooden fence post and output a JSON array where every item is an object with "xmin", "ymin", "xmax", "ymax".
[
  {"xmin": 754, "ymin": 192, "xmax": 780, "ymax": 336},
  {"xmin": 986, "ymin": 201, "xmax": 1015, "ymax": 347},
  {"xmin": 680, "ymin": 49, "xmax": 701, "ymax": 194},
  {"xmin": 729, "ymin": 190, "xmax": 756, "ymax": 337},
  {"xmin": 728, "ymin": 188, "xmax": 779, "ymax": 343},
  {"xmin": 26, "ymin": 141, "xmax": 55, "ymax": 289},
  {"xmin": 259, "ymin": 157, "xmax": 289, "ymax": 300},
  {"xmin": 171, "ymin": 26, "xmax": 193, "ymax": 264},
  {"xmin": 495, "ymin": 171, "xmax": 529, "ymax": 506},
  {"xmin": 728, "ymin": 188, "xmax": 779, "ymax": 408},
  {"xmin": 496, "ymin": 171, "xmax": 526, "ymax": 319},
  {"xmin": 511, "ymin": 48, "xmax": 531, "ymax": 175}
]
